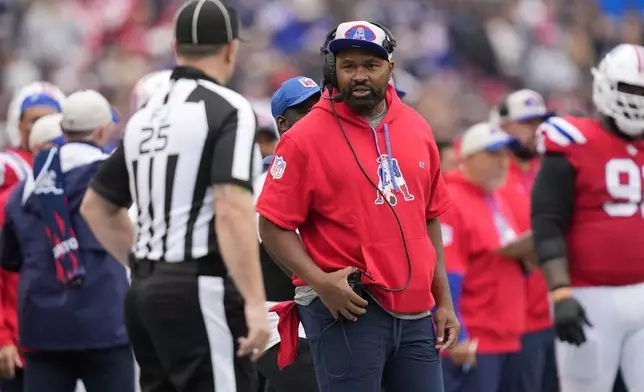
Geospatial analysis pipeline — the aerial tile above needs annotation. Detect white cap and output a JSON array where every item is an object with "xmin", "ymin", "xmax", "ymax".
[
  {"xmin": 131, "ymin": 70, "xmax": 171, "ymax": 112},
  {"xmin": 460, "ymin": 122, "xmax": 514, "ymax": 158},
  {"xmin": 328, "ymin": 21, "xmax": 393, "ymax": 60},
  {"xmin": 29, "ymin": 113, "xmax": 63, "ymax": 150},
  {"xmin": 61, "ymin": 90, "xmax": 117, "ymax": 132},
  {"xmin": 500, "ymin": 89, "xmax": 551, "ymax": 123},
  {"xmin": 5, "ymin": 82, "xmax": 65, "ymax": 148}
]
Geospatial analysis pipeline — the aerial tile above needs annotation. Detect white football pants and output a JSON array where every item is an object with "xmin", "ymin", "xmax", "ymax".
[{"xmin": 556, "ymin": 282, "xmax": 644, "ymax": 392}]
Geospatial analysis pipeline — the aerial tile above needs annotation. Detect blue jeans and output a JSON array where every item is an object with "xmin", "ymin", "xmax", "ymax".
[
  {"xmin": 443, "ymin": 352, "xmax": 517, "ymax": 392},
  {"xmin": 505, "ymin": 328, "xmax": 558, "ymax": 392},
  {"xmin": 298, "ymin": 297, "xmax": 443, "ymax": 392}
]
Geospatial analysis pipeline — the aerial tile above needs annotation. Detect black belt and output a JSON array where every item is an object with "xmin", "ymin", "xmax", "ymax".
[{"xmin": 129, "ymin": 253, "xmax": 227, "ymax": 278}]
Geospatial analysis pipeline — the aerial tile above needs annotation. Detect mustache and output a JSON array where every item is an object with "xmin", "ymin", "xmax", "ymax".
[{"xmin": 348, "ymin": 82, "xmax": 376, "ymax": 92}]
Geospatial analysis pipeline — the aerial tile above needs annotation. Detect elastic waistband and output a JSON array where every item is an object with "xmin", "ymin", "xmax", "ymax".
[{"xmin": 129, "ymin": 254, "xmax": 227, "ymax": 279}]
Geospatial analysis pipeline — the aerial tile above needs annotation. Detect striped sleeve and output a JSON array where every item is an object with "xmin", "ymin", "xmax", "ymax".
[
  {"xmin": 535, "ymin": 116, "xmax": 587, "ymax": 155},
  {"xmin": 209, "ymin": 93, "xmax": 260, "ymax": 191}
]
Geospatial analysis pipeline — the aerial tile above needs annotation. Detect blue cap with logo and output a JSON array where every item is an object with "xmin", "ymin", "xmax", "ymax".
[
  {"xmin": 20, "ymin": 93, "xmax": 62, "ymax": 114},
  {"xmin": 270, "ymin": 76, "xmax": 321, "ymax": 118}
]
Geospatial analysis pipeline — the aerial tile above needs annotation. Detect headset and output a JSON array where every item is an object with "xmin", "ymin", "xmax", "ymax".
[
  {"xmin": 497, "ymin": 95, "xmax": 510, "ymax": 118},
  {"xmin": 315, "ymin": 24, "xmax": 416, "ymax": 380}
]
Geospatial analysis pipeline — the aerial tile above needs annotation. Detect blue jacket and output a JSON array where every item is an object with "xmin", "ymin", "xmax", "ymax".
[{"xmin": 0, "ymin": 143, "xmax": 129, "ymax": 350}]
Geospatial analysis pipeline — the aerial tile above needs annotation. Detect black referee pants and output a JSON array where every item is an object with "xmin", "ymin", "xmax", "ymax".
[
  {"xmin": 255, "ymin": 339, "xmax": 319, "ymax": 392},
  {"xmin": 125, "ymin": 259, "xmax": 257, "ymax": 392}
]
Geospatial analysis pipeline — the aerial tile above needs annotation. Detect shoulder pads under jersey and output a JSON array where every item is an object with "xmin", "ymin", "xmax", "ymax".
[{"xmin": 536, "ymin": 116, "xmax": 588, "ymax": 155}]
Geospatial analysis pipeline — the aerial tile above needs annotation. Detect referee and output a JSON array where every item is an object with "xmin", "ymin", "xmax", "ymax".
[{"xmin": 80, "ymin": 1, "xmax": 269, "ymax": 391}]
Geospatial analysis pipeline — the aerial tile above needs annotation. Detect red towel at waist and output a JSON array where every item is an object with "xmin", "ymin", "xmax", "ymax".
[{"xmin": 269, "ymin": 301, "xmax": 299, "ymax": 370}]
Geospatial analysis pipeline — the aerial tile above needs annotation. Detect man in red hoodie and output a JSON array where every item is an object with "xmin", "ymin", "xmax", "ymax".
[
  {"xmin": 494, "ymin": 90, "xmax": 558, "ymax": 392},
  {"xmin": 257, "ymin": 21, "xmax": 458, "ymax": 392},
  {"xmin": 440, "ymin": 122, "xmax": 532, "ymax": 392}
]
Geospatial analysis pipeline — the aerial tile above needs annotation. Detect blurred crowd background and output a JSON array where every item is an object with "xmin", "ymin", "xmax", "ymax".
[{"xmin": 0, "ymin": 0, "xmax": 642, "ymax": 144}]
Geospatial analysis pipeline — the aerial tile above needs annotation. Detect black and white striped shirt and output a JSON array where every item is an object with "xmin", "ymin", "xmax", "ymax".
[{"xmin": 90, "ymin": 66, "xmax": 261, "ymax": 264}]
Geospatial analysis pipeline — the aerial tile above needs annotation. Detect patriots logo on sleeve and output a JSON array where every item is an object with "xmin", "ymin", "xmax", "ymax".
[{"xmin": 535, "ymin": 116, "xmax": 587, "ymax": 154}]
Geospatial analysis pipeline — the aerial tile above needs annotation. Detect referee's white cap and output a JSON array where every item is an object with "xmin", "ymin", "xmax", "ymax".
[
  {"xmin": 29, "ymin": 113, "xmax": 63, "ymax": 150},
  {"xmin": 61, "ymin": 90, "xmax": 119, "ymax": 132}
]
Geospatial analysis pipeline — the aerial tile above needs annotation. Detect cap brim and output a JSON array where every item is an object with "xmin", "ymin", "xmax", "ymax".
[
  {"xmin": 111, "ymin": 107, "xmax": 121, "ymax": 124},
  {"xmin": 484, "ymin": 138, "xmax": 513, "ymax": 152},
  {"xmin": 328, "ymin": 39, "xmax": 389, "ymax": 59},
  {"xmin": 512, "ymin": 110, "xmax": 555, "ymax": 122},
  {"xmin": 287, "ymin": 89, "xmax": 321, "ymax": 110}
]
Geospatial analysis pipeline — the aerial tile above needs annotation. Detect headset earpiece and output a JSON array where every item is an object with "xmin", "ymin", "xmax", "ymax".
[
  {"xmin": 498, "ymin": 94, "xmax": 510, "ymax": 117},
  {"xmin": 321, "ymin": 28, "xmax": 338, "ymax": 92},
  {"xmin": 371, "ymin": 22, "xmax": 397, "ymax": 54}
]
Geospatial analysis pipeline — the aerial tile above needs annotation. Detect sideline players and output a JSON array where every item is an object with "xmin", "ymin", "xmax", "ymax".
[
  {"xmin": 254, "ymin": 76, "xmax": 321, "ymax": 392},
  {"xmin": 532, "ymin": 43, "xmax": 644, "ymax": 392}
]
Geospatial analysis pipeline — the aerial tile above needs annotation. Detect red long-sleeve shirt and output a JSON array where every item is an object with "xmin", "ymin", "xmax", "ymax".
[{"xmin": 0, "ymin": 185, "xmax": 19, "ymax": 352}]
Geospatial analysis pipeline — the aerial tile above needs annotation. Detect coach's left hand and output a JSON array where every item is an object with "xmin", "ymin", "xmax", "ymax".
[{"xmin": 434, "ymin": 306, "xmax": 460, "ymax": 351}]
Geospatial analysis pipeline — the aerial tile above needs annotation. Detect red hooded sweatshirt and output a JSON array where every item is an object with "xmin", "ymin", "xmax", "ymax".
[
  {"xmin": 440, "ymin": 170, "xmax": 525, "ymax": 353},
  {"xmin": 258, "ymin": 85, "xmax": 451, "ymax": 367},
  {"xmin": 498, "ymin": 158, "xmax": 552, "ymax": 333}
]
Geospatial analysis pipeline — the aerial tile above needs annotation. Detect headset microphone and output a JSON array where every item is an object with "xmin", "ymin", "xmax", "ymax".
[{"xmin": 322, "ymin": 92, "xmax": 345, "ymax": 102}]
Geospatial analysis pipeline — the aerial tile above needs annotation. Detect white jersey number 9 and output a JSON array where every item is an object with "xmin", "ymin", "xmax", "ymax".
[{"xmin": 604, "ymin": 158, "xmax": 644, "ymax": 217}]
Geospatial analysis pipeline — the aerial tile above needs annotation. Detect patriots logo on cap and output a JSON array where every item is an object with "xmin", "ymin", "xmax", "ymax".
[
  {"xmin": 524, "ymin": 97, "xmax": 542, "ymax": 106},
  {"xmin": 298, "ymin": 77, "xmax": 318, "ymax": 88},
  {"xmin": 344, "ymin": 25, "xmax": 376, "ymax": 42}
]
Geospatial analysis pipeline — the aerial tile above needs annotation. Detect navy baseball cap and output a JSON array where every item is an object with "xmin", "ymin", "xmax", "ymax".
[
  {"xmin": 20, "ymin": 93, "xmax": 62, "ymax": 114},
  {"xmin": 328, "ymin": 21, "xmax": 392, "ymax": 60},
  {"xmin": 270, "ymin": 77, "xmax": 321, "ymax": 118}
]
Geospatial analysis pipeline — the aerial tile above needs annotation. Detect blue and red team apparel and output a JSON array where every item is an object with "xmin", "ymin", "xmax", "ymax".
[
  {"xmin": 499, "ymin": 159, "xmax": 552, "ymax": 332},
  {"xmin": 536, "ymin": 115, "xmax": 644, "ymax": 286},
  {"xmin": 257, "ymin": 84, "xmax": 451, "ymax": 366},
  {"xmin": 441, "ymin": 170, "xmax": 525, "ymax": 355},
  {"xmin": 0, "ymin": 186, "xmax": 19, "ymax": 360}
]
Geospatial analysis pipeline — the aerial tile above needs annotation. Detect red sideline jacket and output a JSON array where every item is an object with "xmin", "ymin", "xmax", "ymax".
[
  {"xmin": 499, "ymin": 159, "xmax": 552, "ymax": 333},
  {"xmin": 0, "ymin": 184, "xmax": 20, "ymax": 357},
  {"xmin": 441, "ymin": 171, "xmax": 525, "ymax": 354},
  {"xmin": 259, "ymin": 85, "xmax": 451, "ymax": 367}
]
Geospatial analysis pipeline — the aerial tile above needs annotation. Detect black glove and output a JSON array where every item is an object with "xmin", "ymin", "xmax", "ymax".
[{"xmin": 553, "ymin": 297, "xmax": 592, "ymax": 346}]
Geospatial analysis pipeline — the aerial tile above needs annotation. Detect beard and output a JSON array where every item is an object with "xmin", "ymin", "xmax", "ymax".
[
  {"xmin": 508, "ymin": 142, "xmax": 538, "ymax": 161},
  {"xmin": 340, "ymin": 82, "xmax": 387, "ymax": 115}
]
